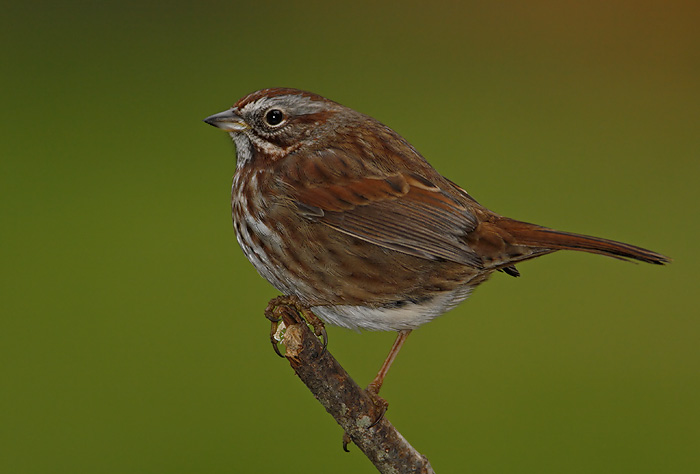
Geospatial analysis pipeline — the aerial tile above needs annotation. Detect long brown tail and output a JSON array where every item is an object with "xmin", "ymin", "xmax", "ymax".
[{"xmin": 498, "ymin": 218, "xmax": 670, "ymax": 265}]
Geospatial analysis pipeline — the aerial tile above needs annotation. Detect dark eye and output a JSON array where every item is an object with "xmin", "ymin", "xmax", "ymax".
[{"xmin": 264, "ymin": 109, "xmax": 285, "ymax": 126}]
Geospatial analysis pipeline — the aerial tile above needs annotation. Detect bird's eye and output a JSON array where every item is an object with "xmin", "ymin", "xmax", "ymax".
[{"xmin": 264, "ymin": 109, "xmax": 285, "ymax": 127}]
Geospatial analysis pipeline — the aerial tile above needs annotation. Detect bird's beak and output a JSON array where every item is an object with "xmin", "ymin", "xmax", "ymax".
[{"xmin": 203, "ymin": 109, "xmax": 249, "ymax": 132}]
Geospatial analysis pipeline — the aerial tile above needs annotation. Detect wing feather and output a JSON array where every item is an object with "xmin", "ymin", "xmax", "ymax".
[{"xmin": 292, "ymin": 172, "xmax": 483, "ymax": 268}]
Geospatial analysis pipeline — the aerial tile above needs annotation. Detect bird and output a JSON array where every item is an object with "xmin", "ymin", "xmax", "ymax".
[{"xmin": 204, "ymin": 87, "xmax": 669, "ymax": 397}]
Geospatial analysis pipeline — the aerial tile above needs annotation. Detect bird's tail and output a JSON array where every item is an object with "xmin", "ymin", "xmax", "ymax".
[{"xmin": 496, "ymin": 218, "xmax": 670, "ymax": 265}]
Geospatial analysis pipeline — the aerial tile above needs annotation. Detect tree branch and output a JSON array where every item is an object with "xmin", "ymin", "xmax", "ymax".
[{"xmin": 269, "ymin": 302, "xmax": 435, "ymax": 474}]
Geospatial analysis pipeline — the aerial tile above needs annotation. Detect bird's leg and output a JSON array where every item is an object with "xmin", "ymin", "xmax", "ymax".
[
  {"xmin": 343, "ymin": 329, "xmax": 413, "ymax": 450},
  {"xmin": 367, "ymin": 329, "xmax": 412, "ymax": 423},
  {"xmin": 367, "ymin": 329, "xmax": 412, "ymax": 396}
]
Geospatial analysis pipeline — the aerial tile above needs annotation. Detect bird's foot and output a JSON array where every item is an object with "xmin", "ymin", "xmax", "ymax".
[
  {"xmin": 264, "ymin": 295, "xmax": 327, "ymax": 357},
  {"xmin": 341, "ymin": 382, "xmax": 389, "ymax": 451},
  {"xmin": 365, "ymin": 381, "xmax": 389, "ymax": 428}
]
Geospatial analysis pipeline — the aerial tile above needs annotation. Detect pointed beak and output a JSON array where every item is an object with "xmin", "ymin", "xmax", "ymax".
[{"xmin": 203, "ymin": 109, "xmax": 249, "ymax": 132}]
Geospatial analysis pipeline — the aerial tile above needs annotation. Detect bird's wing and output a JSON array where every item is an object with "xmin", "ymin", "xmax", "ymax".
[{"xmin": 290, "ymin": 170, "xmax": 484, "ymax": 268}]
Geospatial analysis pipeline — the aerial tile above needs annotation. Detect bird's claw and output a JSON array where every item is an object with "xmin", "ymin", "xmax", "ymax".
[
  {"xmin": 264, "ymin": 295, "xmax": 327, "ymax": 357},
  {"xmin": 365, "ymin": 382, "xmax": 389, "ymax": 428},
  {"xmin": 341, "ymin": 383, "xmax": 389, "ymax": 451}
]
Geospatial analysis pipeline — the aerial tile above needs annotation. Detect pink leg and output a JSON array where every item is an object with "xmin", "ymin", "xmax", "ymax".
[{"xmin": 367, "ymin": 329, "xmax": 412, "ymax": 395}]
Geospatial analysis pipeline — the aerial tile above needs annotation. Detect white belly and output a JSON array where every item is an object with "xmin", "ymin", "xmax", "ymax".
[{"xmin": 311, "ymin": 287, "xmax": 473, "ymax": 331}]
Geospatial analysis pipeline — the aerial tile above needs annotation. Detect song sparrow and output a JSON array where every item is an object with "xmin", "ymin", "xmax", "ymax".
[{"xmin": 204, "ymin": 88, "xmax": 668, "ymax": 394}]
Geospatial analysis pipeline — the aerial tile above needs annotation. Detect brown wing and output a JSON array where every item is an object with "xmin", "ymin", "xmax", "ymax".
[{"xmin": 291, "ymin": 172, "xmax": 484, "ymax": 268}]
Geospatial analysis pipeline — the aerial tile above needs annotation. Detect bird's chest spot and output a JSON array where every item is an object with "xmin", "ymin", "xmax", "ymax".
[
  {"xmin": 231, "ymin": 171, "xmax": 291, "ymax": 289},
  {"xmin": 233, "ymin": 172, "xmax": 274, "ymax": 248}
]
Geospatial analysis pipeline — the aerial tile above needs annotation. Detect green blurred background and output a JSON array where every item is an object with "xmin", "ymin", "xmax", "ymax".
[{"xmin": 2, "ymin": 1, "xmax": 698, "ymax": 472}]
